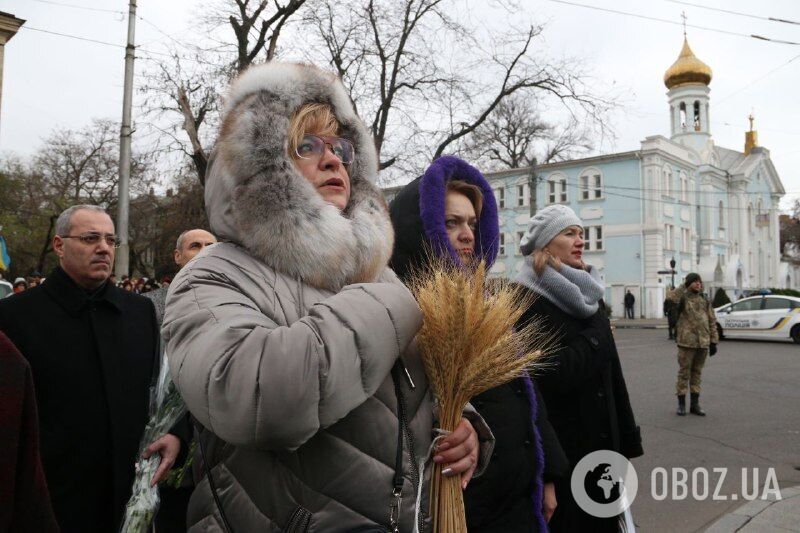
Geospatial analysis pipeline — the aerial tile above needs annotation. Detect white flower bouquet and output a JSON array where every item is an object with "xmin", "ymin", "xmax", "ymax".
[{"xmin": 120, "ymin": 355, "xmax": 187, "ymax": 533}]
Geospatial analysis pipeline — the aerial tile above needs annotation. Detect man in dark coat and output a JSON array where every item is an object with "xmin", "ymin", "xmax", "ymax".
[
  {"xmin": 0, "ymin": 205, "xmax": 185, "ymax": 533},
  {"xmin": 664, "ymin": 288, "xmax": 678, "ymax": 340},
  {"xmin": 143, "ymin": 228, "xmax": 216, "ymax": 324},
  {"xmin": 142, "ymin": 227, "xmax": 215, "ymax": 532},
  {"xmin": 624, "ymin": 290, "xmax": 635, "ymax": 319},
  {"xmin": 0, "ymin": 331, "xmax": 59, "ymax": 533}
]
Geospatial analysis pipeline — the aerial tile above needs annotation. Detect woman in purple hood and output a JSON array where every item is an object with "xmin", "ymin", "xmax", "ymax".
[{"xmin": 389, "ymin": 156, "xmax": 569, "ymax": 532}]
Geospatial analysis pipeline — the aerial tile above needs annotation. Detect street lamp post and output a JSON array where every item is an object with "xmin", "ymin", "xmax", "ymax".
[
  {"xmin": 670, "ymin": 257, "xmax": 677, "ymax": 288},
  {"xmin": 527, "ymin": 157, "xmax": 538, "ymax": 217}
]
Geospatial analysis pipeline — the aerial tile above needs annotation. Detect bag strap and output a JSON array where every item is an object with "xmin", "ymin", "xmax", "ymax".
[{"xmin": 195, "ymin": 421, "xmax": 235, "ymax": 533}]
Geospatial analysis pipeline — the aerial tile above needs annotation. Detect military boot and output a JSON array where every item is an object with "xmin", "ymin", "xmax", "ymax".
[
  {"xmin": 677, "ymin": 395, "xmax": 686, "ymax": 416},
  {"xmin": 690, "ymin": 392, "xmax": 706, "ymax": 416}
]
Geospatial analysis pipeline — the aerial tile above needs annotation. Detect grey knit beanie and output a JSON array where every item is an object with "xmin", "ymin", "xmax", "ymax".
[{"xmin": 519, "ymin": 204, "xmax": 583, "ymax": 256}]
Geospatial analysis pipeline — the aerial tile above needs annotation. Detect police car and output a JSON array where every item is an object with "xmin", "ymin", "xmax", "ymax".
[{"xmin": 715, "ymin": 295, "xmax": 800, "ymax": 344}]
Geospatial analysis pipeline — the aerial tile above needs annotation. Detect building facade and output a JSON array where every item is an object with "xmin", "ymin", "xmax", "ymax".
[
  {"xmin": 385, "ymin": 36, "xmax": 789, "ymax": 318},
  {"xmin": 483, "ymin": 37, "xmax": 786, "ymax": 317}
]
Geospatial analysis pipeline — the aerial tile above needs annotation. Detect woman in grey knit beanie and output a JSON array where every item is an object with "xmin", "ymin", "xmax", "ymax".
[{"xmin": 515, "ymin": 204, "xmax": 643, "ymax": 533}]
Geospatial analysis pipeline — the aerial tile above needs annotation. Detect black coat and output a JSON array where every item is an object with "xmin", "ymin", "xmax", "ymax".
[
  {"xmin": 518, "ymin": 287, "xmax": 643, "ymax": 533},
  {"xmin": 624, "ymin": 292, "xmax": 635, "ymax": 307},
  {"xmin": 464, "ymin": 378, "xmax": 569, "ymax": 533},
  {"xmin": 0, "ymin": 267, "xmax": 160, "ymax": 532}
]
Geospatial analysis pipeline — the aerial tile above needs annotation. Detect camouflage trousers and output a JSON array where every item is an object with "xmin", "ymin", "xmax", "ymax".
[{"xmin": 676, "ymin": 347, "xmax": 708, "ymax": 396}]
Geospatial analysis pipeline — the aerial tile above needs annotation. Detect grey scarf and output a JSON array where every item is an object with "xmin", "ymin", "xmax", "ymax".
[{"xmin": 516, "ymin": 257, "xmax": 605, "ymax": 318}]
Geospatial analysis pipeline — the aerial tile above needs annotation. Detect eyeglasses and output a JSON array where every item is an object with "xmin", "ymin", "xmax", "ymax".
[
  {"xmin": 295, "ymin": 135, "xmax": 355, "ymax": 165},
  {"xmin": 60, "ymin": 232, "xmax": 121, "ymax": 248}
]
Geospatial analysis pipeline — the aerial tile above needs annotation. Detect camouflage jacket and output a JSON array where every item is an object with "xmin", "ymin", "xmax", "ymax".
[{"xmin": 670, "ymin": 286, "xmax": 719, "ymax": 348}]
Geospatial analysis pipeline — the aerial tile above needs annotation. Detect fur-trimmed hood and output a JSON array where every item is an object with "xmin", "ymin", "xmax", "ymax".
[
  {"xmin": 205, "ymin": 62, "xmax": 393, "ymax": 291},
  {"xmin": 389, "ymin": 156, "xmax": 499, "ymax": 282}
]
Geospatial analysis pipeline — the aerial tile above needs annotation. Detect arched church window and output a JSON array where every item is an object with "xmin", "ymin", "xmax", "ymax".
[
  {"xmin": 718, "ymin": 201, "xmax": 724, "ymax": 228},
  {"xmin": 679, "ymin": 102, "xmax": 687, "ymax": 130},
  {"xmin": 693, "ymin": 101, "xmax": 701, "ymax": 131}
]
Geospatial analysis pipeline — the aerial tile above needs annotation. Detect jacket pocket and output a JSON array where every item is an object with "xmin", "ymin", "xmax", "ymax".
[{"xmin": 285, "ymin": 505, "xmax": 312, "ymax": 533}]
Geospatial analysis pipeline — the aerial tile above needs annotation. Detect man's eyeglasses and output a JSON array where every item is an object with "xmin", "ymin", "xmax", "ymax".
[
  {"xmin": 60, "ymin": 233, "xmax": 121, "ymax": 248},
  {"xmin": 295, "ymin": 135, "xmax": 355, "ymax": 165}
]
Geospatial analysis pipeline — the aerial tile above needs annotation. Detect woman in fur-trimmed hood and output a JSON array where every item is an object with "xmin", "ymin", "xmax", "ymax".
[
  {"xmin": 389, "ymin": 157, "xmax": 569, "ymax": 532},
  {"xmin": 162, "ymin": 62, "xmax": 492, "ymax": 533}
]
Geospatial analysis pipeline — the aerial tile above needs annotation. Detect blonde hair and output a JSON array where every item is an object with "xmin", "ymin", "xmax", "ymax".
[
  {"xmin": 445, "ymin": 180, "xmax": 484, "ymax": 218},
  {"xmin": 288, "ymin": 103, "xmax": 340, "ymax": 157},
  {"xmin": 531, "ymin": 249, "xmax": 563, "ymax": 276}
]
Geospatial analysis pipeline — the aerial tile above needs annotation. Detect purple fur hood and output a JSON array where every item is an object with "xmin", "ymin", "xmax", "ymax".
[{"xmin": 389, "ymin": 156, "xmax": 499, "ymax": 281}]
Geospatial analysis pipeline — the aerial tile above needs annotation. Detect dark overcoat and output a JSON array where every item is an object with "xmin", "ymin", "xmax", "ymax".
[
  {"xmin": 518, "ymin": 287, "xmax": 643, "ymax": 533},
  {"xmin": 0, "ymin": 267, "xmax": 159, "ymax": 532},
  {"xmin": 463, "ymin": 377, "xmax": 569, "ymax": 533}
]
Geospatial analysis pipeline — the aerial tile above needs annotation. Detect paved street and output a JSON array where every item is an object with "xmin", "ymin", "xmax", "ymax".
[{"xmin": 613, "ymin": 328, "xmax": 800, "ymax": 532}]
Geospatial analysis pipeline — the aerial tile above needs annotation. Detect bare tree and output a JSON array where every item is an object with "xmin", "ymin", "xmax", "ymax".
[
  {"xmin": 225, "ymin": 0, "xmax": 306, "ymax": 71},
  {"xmin": 140, "ymin": 53, "xmax": 222, "ymax": 185},
  {"xmin": 466, "ymin": 94, "xmax": 593, "ymax": 171},
  {"xmin": 308, "ymin": 0, "xmax": 615, "ymax": 177},
  {"xmin": 780, "ymin": 201, "xmax": 800, "ymax": 259},
  {"xmin": 141, "ymin": 0, "xmax": 308, "ymax": 186},
  {"xmin": 0, "ymin": 120, "xmax": 154, "ymax": 274}
]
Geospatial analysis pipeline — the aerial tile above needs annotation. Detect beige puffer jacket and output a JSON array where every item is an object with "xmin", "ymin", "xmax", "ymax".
[{"xmin": 163, "ymin": 63, "xmax": 490, "ymax": 532}]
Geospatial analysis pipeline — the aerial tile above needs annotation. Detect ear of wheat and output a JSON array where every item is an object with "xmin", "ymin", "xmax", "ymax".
[{"xmin": 409, "ymin": 259, "xmax": 553, "ymax": 533}]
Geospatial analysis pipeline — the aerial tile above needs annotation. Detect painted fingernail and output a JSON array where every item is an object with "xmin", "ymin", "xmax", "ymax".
[
  {"xmin": 462, "ymin": 480, "xmax": 468, "ymax": 490},
  {"xmin": 442, "ymin": 468, "xmax": 454, "ymax": 476},
  {"xmin": 433, "ymin": 455, "xmax": 443, "ymax": 463}
]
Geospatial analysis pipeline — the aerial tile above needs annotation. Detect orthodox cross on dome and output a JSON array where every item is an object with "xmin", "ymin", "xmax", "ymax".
[
  {"xmin": 749, "ymin": 110, "xmax": 755, "ymax": 131},
  {"xmin": 681, "ymin": 11, "xmax": 687, "ymax": 37}
]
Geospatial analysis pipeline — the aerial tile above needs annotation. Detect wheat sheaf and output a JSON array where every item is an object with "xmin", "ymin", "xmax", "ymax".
[{"xmin": 409, "ymin": 258, "xmax": 554, "ymax": 533}]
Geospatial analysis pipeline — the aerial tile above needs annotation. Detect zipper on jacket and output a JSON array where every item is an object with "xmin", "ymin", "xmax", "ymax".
[{"xmin": 393, "ymin": 363, "xmax": 422, "ymax": 533}]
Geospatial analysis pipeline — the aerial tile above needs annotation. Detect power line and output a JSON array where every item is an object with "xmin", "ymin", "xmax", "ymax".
[
  {"xmin": 21, "ymin": 25, "xmax": 125, "ymax": 48},
  {"xmin": 137, "ymin": 16, "xmax": 186, "ymax": 47},
  {"xmin": 29, "ymin": 0, "xmax": 125, "ymax": 15},
  {"xmin": 716, "ymin": 53, "xmax": 800, "ymax": 105},
  {"xmin": 17, "ymin": 25, "xmax": 215, "ymax": 65},
  {"xmin": 28, "ymin": 0, "xmax": 185, "ymax": 49},
  {"xmin": 487, "ymin": 175, "xmax": 783, "ymax": 212},
  {"xmin": 664, "ymin": 0, "xmax": 800, "ymax": 26},
  {"xmin": 545, "ymin": 0, "xmax": 800, "ymax": 46}
]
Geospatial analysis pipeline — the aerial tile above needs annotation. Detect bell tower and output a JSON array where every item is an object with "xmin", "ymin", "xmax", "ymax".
[{"xmin": 664, "ymin": 17, "xmax": 713, "ymax": 153}]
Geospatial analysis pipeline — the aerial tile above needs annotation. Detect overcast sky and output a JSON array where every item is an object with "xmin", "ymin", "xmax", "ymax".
[{"xmin": 2, "ymin": 0, "xmax": 799, "ymax": 207}]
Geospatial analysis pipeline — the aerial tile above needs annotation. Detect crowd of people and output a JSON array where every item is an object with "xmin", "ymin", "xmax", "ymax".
[
  {"xmin": 9, "ymin": 270, "xmax": 168, "ymax": 296},
  {"xmin": 0, "ymin": 61, "xmax": 723, "ymax": 533}
]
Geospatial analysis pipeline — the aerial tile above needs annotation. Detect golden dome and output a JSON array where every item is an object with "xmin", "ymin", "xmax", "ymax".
[{"xmin": 663, "ymin": 38, "xmax": 712, "ymax": 89}]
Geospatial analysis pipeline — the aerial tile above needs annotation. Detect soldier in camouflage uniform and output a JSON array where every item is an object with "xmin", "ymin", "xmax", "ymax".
[{"xmin": 670, "ymin": 273, "xmax": 718, "ymax": 416}]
